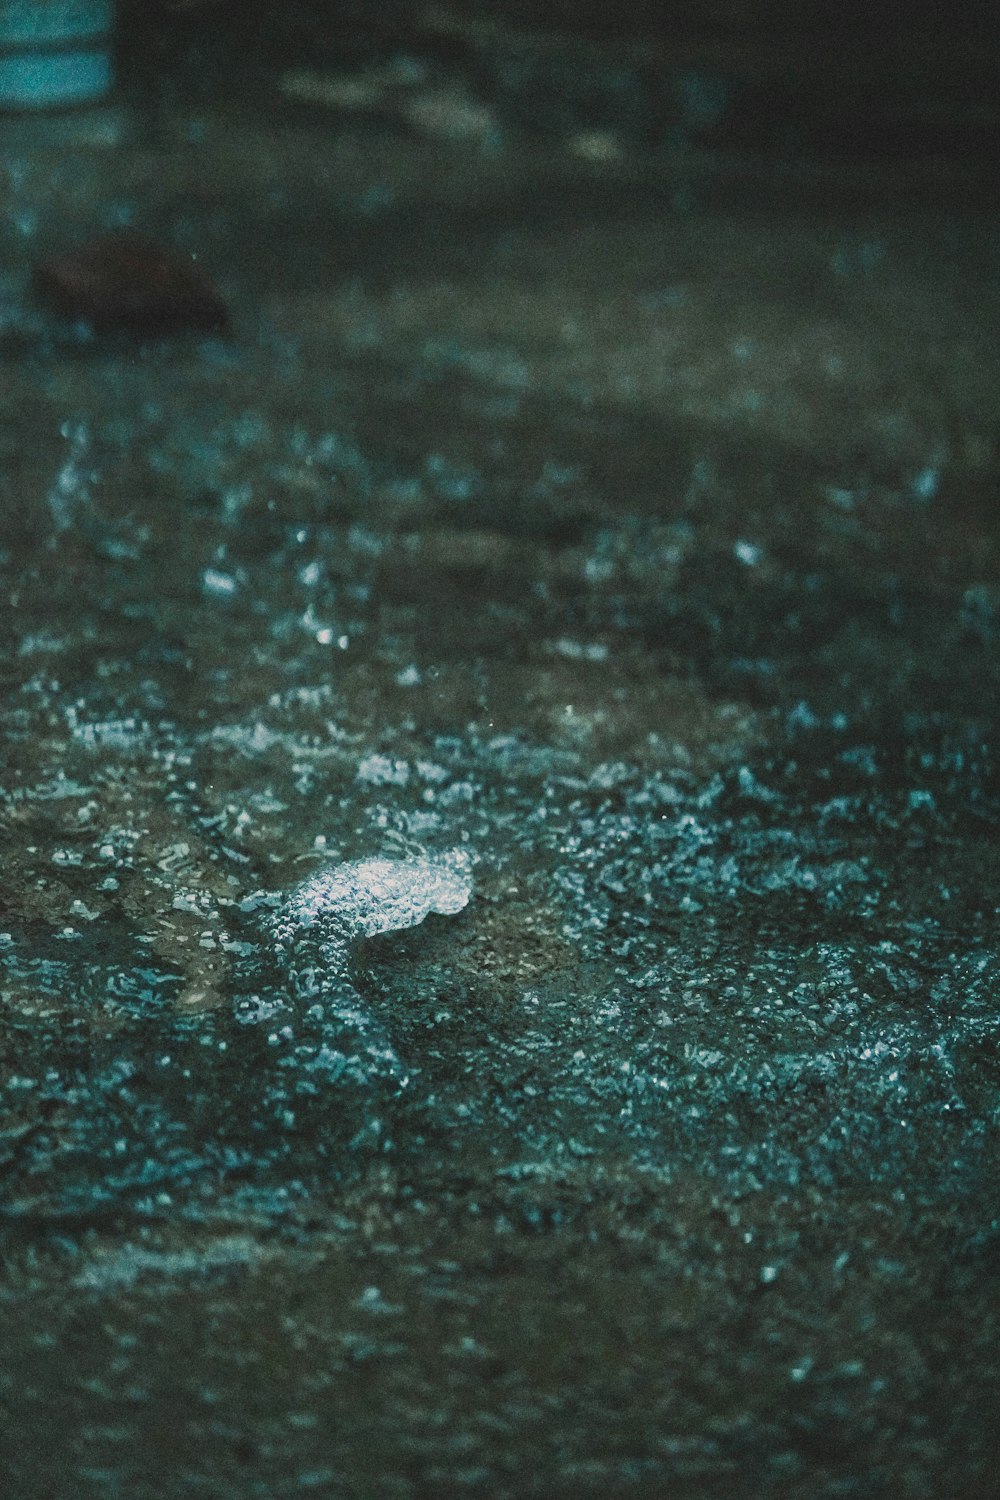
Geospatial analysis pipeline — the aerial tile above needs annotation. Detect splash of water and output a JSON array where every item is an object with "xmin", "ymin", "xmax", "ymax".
[
  {"xmin": 48, "ymin": 420, "xmax": 93, "ymax": 536},
  {"xmin": 280, "ymin": 848, "xmax": 474, "ymax": 941},
  {"xmin": 268, "ymin": 849, "xmax": 474, "ymax": 1092}
]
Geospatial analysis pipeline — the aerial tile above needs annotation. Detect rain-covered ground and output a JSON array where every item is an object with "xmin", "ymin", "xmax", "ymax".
[{"xmin": 1, "ymin": 27, "xmax": 999, "ymax": 1500}]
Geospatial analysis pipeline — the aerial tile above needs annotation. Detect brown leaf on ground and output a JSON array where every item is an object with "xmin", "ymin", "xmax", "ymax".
[{"xmin": 34, "ymin": 230, "xmax": 229, "ymax": 334}]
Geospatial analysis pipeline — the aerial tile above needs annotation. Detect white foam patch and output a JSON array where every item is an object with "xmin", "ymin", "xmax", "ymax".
[{"xmin": 287, "ymin": 849, "xmax": 473, "ymax": 940}]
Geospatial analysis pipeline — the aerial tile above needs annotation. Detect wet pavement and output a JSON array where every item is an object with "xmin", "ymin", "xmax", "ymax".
[{"xmin": 1, "ymin": 50, "xmax": 999, "ymax": 1500}]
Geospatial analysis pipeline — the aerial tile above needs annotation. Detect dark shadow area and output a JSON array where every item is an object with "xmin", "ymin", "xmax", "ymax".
[{"xmin": 118, "ymin": 0, "xmax": 1000, "ymax": 160}]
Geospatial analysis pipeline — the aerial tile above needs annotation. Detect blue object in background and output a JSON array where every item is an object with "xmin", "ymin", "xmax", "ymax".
[{"xmin": 0, "ymin": 0, "xmax": 114, "ymax": 109}]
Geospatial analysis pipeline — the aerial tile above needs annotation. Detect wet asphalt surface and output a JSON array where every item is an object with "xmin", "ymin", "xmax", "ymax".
[{"xmin": 0, "ymin": 49, "xmax": 998, "ymax": 1500}]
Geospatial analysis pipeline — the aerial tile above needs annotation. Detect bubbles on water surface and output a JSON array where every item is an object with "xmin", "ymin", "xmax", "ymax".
[{"xmin": 281, "ymin": 848, "xmax": 474, "ymax": 942}]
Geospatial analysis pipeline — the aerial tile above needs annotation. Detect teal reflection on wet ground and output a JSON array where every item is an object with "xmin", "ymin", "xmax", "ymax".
[{"xmin": 1, "ymin": 85, "xmax": 999, "ymax": 1499}]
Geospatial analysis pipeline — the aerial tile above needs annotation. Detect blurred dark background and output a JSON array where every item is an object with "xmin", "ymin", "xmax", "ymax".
[{"xmin": 117, "ymin": 0, "xmax": 1000, "ymax": 162}]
